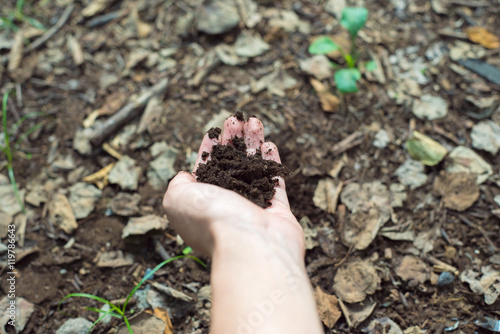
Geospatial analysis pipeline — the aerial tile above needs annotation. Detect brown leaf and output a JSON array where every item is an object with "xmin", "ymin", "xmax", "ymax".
[
  {"xmin": 465, "ymin": 27, "xmax": 500, "ymax": 49},
  {"xmin": 314, "ymin": 286, "xmax": 342, "ymax": 328},
  {"xmin": 395, "ymin": 255, "xmax": 429, "ymax": 283},
  {"xmin": 310, "ymin": 79, "xmax": 340, "ymax": 112},
  {"xmin": 332, "ymin": 259, "xmax": 380, "ymax": 303},
  {"xmin": 152, "ymin": 308, "xmax": 174, "ymax": 334},
  {"xmin": 433, "ymin": 172, "xmax": 479, "ymax": 211}
]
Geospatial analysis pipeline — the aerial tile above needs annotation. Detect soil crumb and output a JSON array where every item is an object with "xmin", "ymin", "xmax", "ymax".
[
  {"xmin": 235, "ymin": 111, "xmax": 245, "ymax": 122},
  {"xmin": 207, "ymin": 127, "xmax": 221, "ymax": 139},
  {"xmin": 196, "ymin": 137, "xmax": 289, "ymax": 208}
]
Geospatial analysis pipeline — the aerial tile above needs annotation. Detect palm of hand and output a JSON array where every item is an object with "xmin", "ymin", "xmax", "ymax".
[{"xmin": 163, "ymin": 116, "xmax": 304, "ymax": 258}]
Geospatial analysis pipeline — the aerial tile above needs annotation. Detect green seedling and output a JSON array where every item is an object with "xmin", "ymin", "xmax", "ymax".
[
  {"xmin": 59, "ymin": 255, "xmax": 207, "ymax": 334},
  {"xmin": 0, "ymin": 0, "xmax": 46, "ymax": 32},
  {"xmin": 1, "ymin": 92, "xmax": 44, "ymax": 213},
  {"xmin": 308, "ymin": 7, "xmax": 375, "ymax": 93}
]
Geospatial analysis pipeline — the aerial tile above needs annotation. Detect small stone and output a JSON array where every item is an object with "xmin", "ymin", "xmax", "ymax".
[
  {"xmin": 437, "ymin": 272, "xmax": 455, "ymax": 287},
  {"xmin": 195, "ymin": 0, "xmax": 240, "ymax": 35},
  {"xmin": 55, "ymin": 317, "xmax": 93, "ymax": 334}
]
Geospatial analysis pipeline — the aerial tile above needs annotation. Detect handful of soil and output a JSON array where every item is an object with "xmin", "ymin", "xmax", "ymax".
[{"xmin": 196, "ymin": 136, "xmax": 289, "ymax": 208}]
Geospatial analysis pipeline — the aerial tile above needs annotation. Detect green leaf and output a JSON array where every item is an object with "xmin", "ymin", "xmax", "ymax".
[
  {"xmin": 334, "ymin": 68, "xmax": 361, "ymax": 93},
  {"xmin": 365, "ymin": 60, "xmax": 377, "ymax": 71},
  {"xmin": 308, "ymin": 36, "xmax": 340, "ymax": 55},
  {"xmin": 182, "ymin": 246, "xmax": 193, "ymax": 255},
  {"xmin": 341, "ymin": 7, "xmax": 369, "ymax": 38},
  {"xmin": 405, "ymin": 131, "xmax": 448, "ymax": 166}
]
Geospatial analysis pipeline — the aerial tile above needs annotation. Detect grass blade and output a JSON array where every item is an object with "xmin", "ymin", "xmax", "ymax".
[
  {"xmin": 59, "ymin": 293, "xmax": 123, "ymax": 315},
  {"xmin": 14, "ymin": 123, "xmax": 43, "ymax": 151},
  {"xmin": 7, "ymin": 166, "xmax": 24, "ymax": 214}
]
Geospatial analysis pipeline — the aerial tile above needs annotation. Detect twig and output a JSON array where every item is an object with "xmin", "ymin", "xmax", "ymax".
[
  {"xmin": 425, "ymin": 254, "xmax": 459, "ymax": 276},
  {"xmin": 457, "ymin": 214, "xmax": 498, "ymax": 252},
  {"xmin": 25, "ymin": 4, "xmax": 75, "ymax": 53},
  {"xmin": 330, "ymin": 130, "xmax": 364, "ymax": 157},
  {"xmin": 153, "ymin": 238, "xmax": 171, "ymax": 262},
  {"xmin": 85, "ymin": 78, "xmax": 169, "ymax": 146}
]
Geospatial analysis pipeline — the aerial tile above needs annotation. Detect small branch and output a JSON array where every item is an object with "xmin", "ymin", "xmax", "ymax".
[
  {"xmin": 330, "ymin": 130, "xmax": 364, "ymax": 157},
  {"xmin": 86, "ymin": 78, "xmax": 169, "ymax": 146},
  {"xmin": 25, "ymin": 4, "xmax": 75, "ymax": 53}
]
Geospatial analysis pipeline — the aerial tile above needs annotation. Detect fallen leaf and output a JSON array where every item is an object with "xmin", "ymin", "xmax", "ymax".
[
  {"xmin": 395, "ymin": 159, "xmax": 428, "ymax": 189},
  {"xmin": 299, "ymin": 216, "xmax": 319, "ymax": 250},
  {"xmin": 338, "ymin": 298, "xmax": 376, "ymax": 328},
  {"xmin": 69, "ymin": 182, "xmax": 102, "ymax": 219},
  {"xmin": 365, "ymin": 317, "xmax": 403, "ymax": 334},
  {"xmin": 49, "ymin": 193, "xmax": 78, "ymax": 234},
  {"xmin": 333, "ymin": 259, "xmax": 380, "ymax": 303},
  {"xmin": 446, "ymin": 146, "xmax": 493, "ymax": 184},
  {"xmin": 110, "ymin": 192, "xmax": 142, "ymax": 216},
  {"xmin": 152, "ymin": 308, "xmax": 174, "ymax": 334},
  {"xmin": 465, "ymin": 27, "xmax": 500, "ymax": 49},
  {"xmin": 314, "ymin": 286, "xmax": 342, "ymax": 328},
  {"xmin": 122, "ymin": 215, "xmax": 169, "ymax": 239},
  {"xmin": 313, "ymin": 179, "xmax": 342, "ymax": 214},
  {"xmin": 471, "ymin": 120, "xmax": 500, "ymax": 155},
  {"xmin": 343, "ymin": 207, "xmax": 387, "ymax": 250},
  {"xmin": 340, "ymin": 181, "xmax": 392, "ymax": 250},
  {"xmin": 310, "ymin": 79, "xmax": 340, "ymax": 112},
  {"xmin": 412, "ymin": 94, "xmax": 448, "ymax": 120},
  {"xmin": 299, "ymin": 55, "xmax": 333, "ymax": 80},
  {"xmin": 460, "ymin": 265, "xmax": 500, "ymax": 305},
  {"xmin": 405, "ymin": 131, "xmax": 447, "ymax": 166},
  {"xmin": 251, "ymin": 61, "xmax": 297, "ymax": 97},
  {"xmin": 395, "ymin": 255, "xmax": 429, "ymax": 284},
  {"xmin": 234, "ymin": 31, "xmax": 270, "ymax": 58},
  {"xmin": 117, "ymin": 311, "xmax": 168, "ymax": 334},
  {"xmin": 0, "ymin": 296, "xmax": 34, "ymax": 334},
  {"xmin": 96, "ymin": 250, "xmax": 134, "ymax": 268},
  {"xmin": 195, "ymin": 0, "xmax": 240, "ymax": 34},
  {"xmin": 109, "ymin": 156, "xmax": 142, "ymax": 191},
  {"xmin": 433, "ymin": 172, "xmax": 479, "ymax": 211}
]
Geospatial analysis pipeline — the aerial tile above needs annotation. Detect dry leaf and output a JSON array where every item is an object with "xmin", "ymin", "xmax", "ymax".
[
  {"xmin": 395, "ymin": 255, "xmax": 429, "ymax": 284},
  {"xmin": 333, "ymin": 259, "xmax": 380, "ymax": 303},
  {"xmin": 338, "ymin": 298, "xmax": 376, "ymax": 328},
  {"xmin": 152, "ymin": 308, "xmax": 174, "ymax": 334},
  {"xmin": 433, "ymin": 172, "xmax": 479, "ymax": 211},
  {"xmin": 315, "ymin": 286, "xmax": 342, "ymax": 328},
  {"xmin": 310, "ymin": 79, "xmax": 340, "ymax": 112},
  {"xmin": 465, "ymin": 27, "xmax": 500, "ymax": 49}
]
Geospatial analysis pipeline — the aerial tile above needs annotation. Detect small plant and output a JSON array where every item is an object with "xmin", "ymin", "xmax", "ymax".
[
  {"xmin": 308, "ymin": 7, "xmax": 375, "ymax": 93},
  {"xmin": 0, "ymin": 0, "xmax": 46, "ymax": 32},
  {"xmin": 1, "ymin": 92, "xmax": 44, "ymax": 213},
  {"xmin": 59, "ymin": 255, "xmax": 207, "ymax": 334}
]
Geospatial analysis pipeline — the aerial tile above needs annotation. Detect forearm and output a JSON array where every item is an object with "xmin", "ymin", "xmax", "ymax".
[{"xmin": 209, "ymin": 230, "xmax": 323, "ymax": 334}]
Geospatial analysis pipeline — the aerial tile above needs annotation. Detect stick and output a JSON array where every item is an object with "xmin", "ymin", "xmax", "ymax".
[
  {"xmin": 330, "ymin": 130, "xmax": 364, "ymax": 157},
  {"xmin": 86, "ymin": 78, "xmax": 169, "ymax": 146},
  {"xmin": 25, "ymin": 4, "xmax": 75, "ymax": 53}
]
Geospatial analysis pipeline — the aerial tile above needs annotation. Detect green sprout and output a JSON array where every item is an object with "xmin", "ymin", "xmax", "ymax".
[
  {"xmin": 1, "ymin": 91, "xmax": 44, "ymax": 213},
  {"xmin": 59, "ymin": 255, "xmax": 207, "ymax": 334},
  {"xmin": 0, "ymin": 0, "xmax": 46, "ymax": 32},
  {"xmin": 308, "ymin": 7, "xmax": 375, "ymax": 93}
]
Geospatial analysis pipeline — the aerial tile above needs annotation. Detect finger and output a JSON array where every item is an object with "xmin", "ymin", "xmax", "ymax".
[
  {"xmin": 261, "ymin": 142, "xmax": 289, "ymax": 209},
  {"xmin": 243, "ymin": 117, "xmax": 264, "ymax": 155},
  {"xmin": 221, "ymin": 115, "xmax": 244, "ymax": 145},
  {"xmin": 261, "ymin": 141, "xmax": 281, "ymax": 163},
  {"xmin": 193, "ymin": 131, "xmax": 220, "ymax": 173},
  {"xmin": 163, "ymin": 171, "xmax": 196, "ymax": 209}
]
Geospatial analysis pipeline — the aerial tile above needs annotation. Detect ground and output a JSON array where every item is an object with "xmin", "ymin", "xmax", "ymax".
[{"xmin": 0, "ymin": 0, "xmax": 499, "ymax": 333}]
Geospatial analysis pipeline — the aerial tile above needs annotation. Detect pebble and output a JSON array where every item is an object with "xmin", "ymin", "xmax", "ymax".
[{"xmin": 55, "ymin": 318, "xmax": 93, "ymax": 334}]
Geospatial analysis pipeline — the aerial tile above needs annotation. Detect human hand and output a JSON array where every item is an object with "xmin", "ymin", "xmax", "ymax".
[{"xmin": 162, "ymin": 116, "xmax": 305, "ymax": 261}]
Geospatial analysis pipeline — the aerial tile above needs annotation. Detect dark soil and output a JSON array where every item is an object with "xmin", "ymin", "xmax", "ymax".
[{"xmin": 196, "ymin": 136, "xmax": 289, "ymax": 208}]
